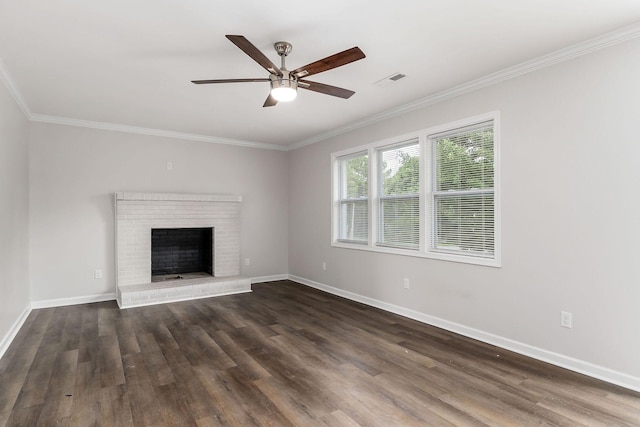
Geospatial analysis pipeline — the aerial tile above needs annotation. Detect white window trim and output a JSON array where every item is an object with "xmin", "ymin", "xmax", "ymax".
[
  {"xmin": 331, "ymin": 111, "xmax": 501, "ymax": 268},
  {"xmin": 335, "ymin": 150, "xmax": 369, "ymax": 244}
]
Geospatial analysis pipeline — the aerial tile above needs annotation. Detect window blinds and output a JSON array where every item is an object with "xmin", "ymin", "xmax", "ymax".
[{"xmin": 377, "ymin": 141, "xmax": 420, "ymax": 249}]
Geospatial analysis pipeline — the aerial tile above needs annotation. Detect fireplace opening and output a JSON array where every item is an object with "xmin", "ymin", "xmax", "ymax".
[{"xmin": 151, "ymin": 227, "xmax": 213, "ymax": 282}]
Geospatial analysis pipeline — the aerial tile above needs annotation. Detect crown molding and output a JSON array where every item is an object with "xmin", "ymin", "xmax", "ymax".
[
  {"xmin": 29, "ymin": 114, "xmax": 288, "ymax": 151},
  {"xmin": 0, "ymin": 58, "xmax": 32, "ymax": 118},
  {"xmin": 289, "ymin": 21, "xmax": 640, "ymax": 150}
]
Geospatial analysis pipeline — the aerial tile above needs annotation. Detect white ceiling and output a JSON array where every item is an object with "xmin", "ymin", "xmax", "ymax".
[{"xmin": 1, "ymin": 1, "xmax": 639, "ymax": 149}]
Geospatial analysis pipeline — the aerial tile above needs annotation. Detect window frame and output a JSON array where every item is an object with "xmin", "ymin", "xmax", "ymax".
[
  {"xmin": 430, "ymin": 121, "xmax": 496, "ymax": 259},
  {"xmin": 334, "ymin": 150, "xmax": 369, "ymax": 244},
  {"xmin": 376, "ymin": 139, "xmax": 421, "ymax": 250},
  {"xmin": 331, "ymin": 111, "xmax": 501, "ymax": 267}
]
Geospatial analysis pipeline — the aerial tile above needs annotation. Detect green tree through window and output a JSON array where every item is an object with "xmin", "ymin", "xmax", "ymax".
[{"xmin": 379, "ymin": 142, "xmax": 420, "ymax": 249}]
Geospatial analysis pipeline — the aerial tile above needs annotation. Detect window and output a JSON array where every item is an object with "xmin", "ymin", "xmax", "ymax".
[
  {"xmin": 431, "ymin": 123, "xmax": 494, "ymax": 257},
  {"xmin": 377, "ymin": 140, "xmax": 420, "ymax": 249},
  {"xmin": 332, "ymin": 112, "xmax": 500, "ymax": 266},
  {"xmin": 336, "ymin": 151, "xmax": 368, "ymax": 243}
]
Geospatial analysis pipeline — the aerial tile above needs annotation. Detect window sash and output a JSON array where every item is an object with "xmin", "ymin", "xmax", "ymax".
[
  {"xmin": 432, "ymin": 191, "xmax": 494, "ymax": 257},
  {"xmin": 378, "ymin": 194, "xmax": 420, "ymax": 249},
  {"xmin": 338, "ymin": 199, "xmax": 368, "ymax": 243},
  {"xmin": 337, "ymin": 151, "xmax": 368, "ymax": 243},
  {"xmin": 376, "ymin": 141, "xmax": 420, "ymax": 249}
]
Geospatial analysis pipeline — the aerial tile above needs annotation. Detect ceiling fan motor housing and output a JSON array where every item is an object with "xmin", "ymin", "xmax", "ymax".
[{"xmin": 270, "ymin": 71, "xmax": 298, "ymax": 102}]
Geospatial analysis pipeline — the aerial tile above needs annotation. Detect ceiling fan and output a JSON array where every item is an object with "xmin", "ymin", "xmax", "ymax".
[{"xmin": 191, "ymin": 35, "xmax": 366, "ymax": 107}]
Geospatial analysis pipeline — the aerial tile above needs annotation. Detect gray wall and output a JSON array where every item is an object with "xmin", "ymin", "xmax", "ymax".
[
  {"xmin": 0, "ymin": 79, "xmax": 30, "ymax": 351},
  {"xmin": 288, "ymin": 38, "xmax": 640, "ymax": 383},
  {"xmin": 29, "ymin": 123, "xmax": 289, "ymax": 301}
]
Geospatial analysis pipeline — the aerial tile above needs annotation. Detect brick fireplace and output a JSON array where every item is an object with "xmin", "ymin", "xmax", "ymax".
[{"xmin": 115, "ymin": 192, "xmax": 250, "ymax": 308}]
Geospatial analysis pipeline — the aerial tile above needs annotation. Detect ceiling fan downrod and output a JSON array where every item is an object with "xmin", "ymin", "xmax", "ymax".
[{"xmin": 273, "ymin": 41, "xmax": 293, "ymax": 69}]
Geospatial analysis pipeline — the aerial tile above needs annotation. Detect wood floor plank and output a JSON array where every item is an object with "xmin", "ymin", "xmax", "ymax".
[
  {"xmin": 34, "ymin": 348, "xmax": 78, "ymax": 424},
  {"xmin": 183, "ymin": 325, "xmax": 237, "ymax": 370},
  {"xmin": 253, "ymin": 376, "xmax": 327, "ymax": 426},
  {"xmin": 99, "ymin": 384, "xmax": 135, "ymax": 427},
  {"xmin": 98, "ymin": 306, "xmax": 119, "ymax": 337},
  {"xmin": 318, "ymin": 409, "xmax": 362, "ymax": 427},
  {"xmin": 0, "ymin": 316, "xmax": 45, "ymax": 415},
  {"xmin": 211, "ymin": 365, "xmax": 295, "ymax": 426},
  {"xmin": 99, "ymin": 334, "xmax": 126, "ymax": 388},
  {"xmin": 4, "ymin": 404, "xmax": 43, "ymax": 427},
  {"xmin": 194, "ymin": 364, "xmax": 259, "ymax": 426},
  {"xmin": 372, "ymin": 372, "xmax": 485, "ymax": 426},
  {"xmin": 330, "ymin": 363, "xmax": 428, "ymax": 427},
  {"xmin": 11, "ymin": 345, "xmax": 59, "ymax": 410},
  {"xmin": 1, "ymin": 280, "xmax": 639, "ymax": 426},
  {"xmin": 121, "ymin": 354, "xmax": 164, "ymax": 427},
  {"xmin": 206, "ymin": 329, "xmax": 271, "ymax": 381},
  {"xmin": 136, "ymin": 332, "xmax": 176, "ymax": 387},
  {"xmin": 67, "ymin": 360, "xmax": 101, "ymax": 426}
]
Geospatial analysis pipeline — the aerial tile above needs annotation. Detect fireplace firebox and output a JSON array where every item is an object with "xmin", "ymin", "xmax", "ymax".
[{"xmin": 151, "ymin": 227, "xmax": 213, "ymax": 281}]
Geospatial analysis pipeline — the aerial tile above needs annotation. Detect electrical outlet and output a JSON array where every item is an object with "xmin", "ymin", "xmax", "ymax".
[
  {"xmin": 166, "ymin": 161, "xmax": 173, "ymax": 170},
  {"xmin": 560, "ymin": 311, "xmax": 572, "ymax": 328},
  {"xmin": 245, "ymin": 258, "xmax": 250, "ymax": 266},
  {"xmin": 94, "ymin": 269, "xmax": 102, "ymax": 279},
  {"xmin": 403, "ymin": 278, "xmax": 410, "ymax": 289},
  {"xmin": 322, "ymin": 262, "xmax": 327, "ymax": 271}
]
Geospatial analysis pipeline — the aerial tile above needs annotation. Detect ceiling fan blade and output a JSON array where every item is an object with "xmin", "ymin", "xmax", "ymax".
[
  {"xmin": 191, "ymin": 78, "xmax": 269, "ymax": 84},
  {"xmin": 263, "ymin": 94, "xmax": 278, "ymax": 107},
  {"xmin": 292, "ymin": 47, "xmax": 365, "ymax": 78},
  {"xmin": 226, "ymin": 35, "xmax": 282, "ymax": 76},
  {"xmin": 299, "ymin": 80, "xmax": 355, "ymax": 99}
]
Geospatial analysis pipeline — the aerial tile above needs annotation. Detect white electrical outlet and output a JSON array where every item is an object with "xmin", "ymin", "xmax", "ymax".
[
  {"xmin": 166, "ymin": 161, "xmax": 173, "ymax": 170},
  {"xmin": 94, "ymin": 269, "xmax": 102, "ymax": 279},
  {"xmin": 403, "ymin": 278, "xmax": 410, "ymax": 289},
  {"xmin": 560, "ymin": 311, "xmax": 573, "ymax": 328},
  {"xmin": 322, "ymin": 262, "xmax": 327, "ymax": 271},
  {"xmin": 245, "ymin": 258, "xmax": 250, "ymax": 266}
]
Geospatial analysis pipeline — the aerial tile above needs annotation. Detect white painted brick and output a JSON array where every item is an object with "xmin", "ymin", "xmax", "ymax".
[{"xmin": 116, "ymin": 192, "xmax": 242, "ymax": 288}]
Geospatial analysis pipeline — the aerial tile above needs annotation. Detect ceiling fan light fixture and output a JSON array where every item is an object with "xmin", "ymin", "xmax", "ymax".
[{"xmin": 270, "ymin": 78, "xmax": 298, "ymax": 102}]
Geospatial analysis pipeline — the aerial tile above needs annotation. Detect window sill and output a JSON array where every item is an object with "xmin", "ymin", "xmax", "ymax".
[{"xmin": 331, "ymin": 241, "xmax": 501, "ymax": 268}]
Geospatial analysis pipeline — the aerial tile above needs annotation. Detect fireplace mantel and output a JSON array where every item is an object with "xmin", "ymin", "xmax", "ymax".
[{"xmin": 116, "ymin": 192, "xmax": 242, "ymax": 203}]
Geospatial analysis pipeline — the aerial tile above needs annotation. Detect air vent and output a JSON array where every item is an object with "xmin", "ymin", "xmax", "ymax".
[{"xmin": 373, "ymin": 72, "xmax": 407, "ymax": 87}]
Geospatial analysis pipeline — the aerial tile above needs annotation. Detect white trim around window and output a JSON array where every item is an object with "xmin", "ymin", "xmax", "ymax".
[{"xmin": 331, "ymin": 111, "xmax": 501, "ymax": 267}]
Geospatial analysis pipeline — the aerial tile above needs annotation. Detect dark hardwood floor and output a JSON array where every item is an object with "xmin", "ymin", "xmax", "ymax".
[{"xmin": 1, "ymin": 280, "xmax": 639, "ymax": 426}]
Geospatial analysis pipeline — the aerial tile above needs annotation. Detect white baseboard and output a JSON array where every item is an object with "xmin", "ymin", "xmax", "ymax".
[
  {"xmin": 30, "ymin": 293, "xmax": 116, "ymax": 309},
  {"xmin": 251, "ymin": 274, "xmax": 289, "ymax": 284},
  {"xmin": 288, "ymin": 274, "xmax": 640, "ymax": 393},
  {"xmin": 0, "ymin": 304, "xmax": 32, "ymax": 360}
]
